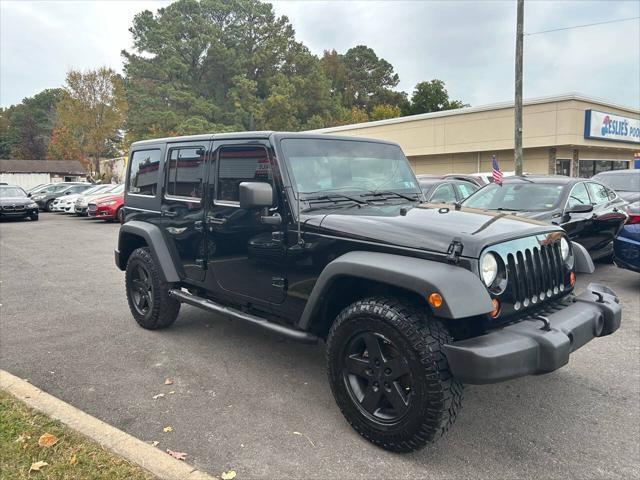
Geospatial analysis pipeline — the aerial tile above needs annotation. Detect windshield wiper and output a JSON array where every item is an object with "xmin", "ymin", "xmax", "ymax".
[
  {"xmin": 494, "ymin": 207, "xmax": 520, "ymax": 211},
  {"xmin": 302, "ymin": 193, "xmax": 367, "ymax": 205},
  {"xmin": 364, "ymin": 191, "xmax": 420, "ymax": 202}
]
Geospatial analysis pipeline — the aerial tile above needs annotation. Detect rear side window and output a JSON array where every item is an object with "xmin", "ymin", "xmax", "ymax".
[
  {"xmin": 166, "ymin": 146, "xmax": 205, "ymax": 199},
  {"xmin": 567, "ymin": 183, "xmax": 590, "ymax": 208},
  {"xmin": 430, "ymin": 184, "xmax": 456, "ymax": 203},
  {"xmin": 455, "ymin": 182, "xmax": 478, "ymax": 199},
  {"xmin": 217, "ymin": 146, "xmax": 271, "ymax": 203},
  {"xmin": 128, "ymin": 149, "xmax": 161, "ymax": 196},
  {"xmin": 587, "ymin": 182, "xmax": 609, "ymax": 205}
]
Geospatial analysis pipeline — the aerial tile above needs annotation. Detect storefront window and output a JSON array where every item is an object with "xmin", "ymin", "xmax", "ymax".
[{"xmin": 578, "ymin": 160, "xmax": 630, "ymax": 178}]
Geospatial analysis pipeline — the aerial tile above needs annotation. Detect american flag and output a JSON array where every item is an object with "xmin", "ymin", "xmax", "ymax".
[{"xmin": 492, "ymin": 155, "xmax": 503, "ymax": 185}]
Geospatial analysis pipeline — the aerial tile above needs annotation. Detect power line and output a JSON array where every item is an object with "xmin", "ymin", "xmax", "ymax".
[{"xmin": 525, "ymin": 16, "xmax": 640, "ymax": 36}]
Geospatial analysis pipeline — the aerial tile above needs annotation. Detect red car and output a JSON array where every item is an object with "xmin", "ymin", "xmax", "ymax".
[{"xmin": 87, "ymin": 194, "xmax": 124, "ymax": 223}]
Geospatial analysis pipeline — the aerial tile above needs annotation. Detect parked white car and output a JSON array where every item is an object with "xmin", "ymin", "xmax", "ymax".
[
  {"xmin": 75, "ymin": 184, "xmax": 124, "ymax": 216},
  {"xmin": 57, "ymin": 184, "xmax": 113, "ymax": 213}
]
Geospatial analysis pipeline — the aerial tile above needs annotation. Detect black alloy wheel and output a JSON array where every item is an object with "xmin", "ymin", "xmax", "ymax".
[
  {"xmin": 125, "ymin": 247, "xmax": 180, "ymax": 329},
  {"xmin": 327, "ymin": 297, "xmax": 463, "ymax": 452},
  {"xmin": 343, "ymin": 332, "xmax": 412, "ymax": 422},
  {"xmin": 130, "ymin": 263, "xmax": 153, "ymax": 316}
]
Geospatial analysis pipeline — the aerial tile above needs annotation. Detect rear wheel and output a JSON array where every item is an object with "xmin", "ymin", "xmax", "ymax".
[
  {"xmin": 125, "ymin": 247, "xmax": 180, "ymax": 329},
  {"xmin": 326, "ymin": 297, "xmax": 462, "ymax": 453}
]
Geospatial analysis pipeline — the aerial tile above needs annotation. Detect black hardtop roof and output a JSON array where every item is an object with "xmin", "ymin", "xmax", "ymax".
[{"xmin": 130, "ymin": 131, "xmax": 400, "ymax": 148}]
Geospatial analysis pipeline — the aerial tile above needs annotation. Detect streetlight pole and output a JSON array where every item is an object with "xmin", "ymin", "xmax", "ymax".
[{"xmin": 514, "ymin": 0, "xmax": 524, "ymax": 176}]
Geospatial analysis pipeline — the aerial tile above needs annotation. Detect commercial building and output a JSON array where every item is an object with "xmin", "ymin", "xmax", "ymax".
[
  {"xmin": 314, "ymin": 93, "xmax": 639, "ymax": 177},
  {"xmin": 0, "ymin": 159, "xmax": 88, "ymax": 190}
]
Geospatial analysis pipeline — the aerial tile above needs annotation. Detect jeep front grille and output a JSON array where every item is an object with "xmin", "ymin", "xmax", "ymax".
[
  {"xmin": 487, "ymin": 234, "xmax": 571, "ymax": 317},
  {"xmin": 505, "ymin": 241, "xmax": 566, "ymax": 309}
]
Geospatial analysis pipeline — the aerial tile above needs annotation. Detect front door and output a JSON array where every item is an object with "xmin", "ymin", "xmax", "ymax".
[
  {"xmin": 562, "ymin": 181, "xmax": 595, "ymax": 250},
  {"xmin": 204, "ymin": 141, "xmax": 286, "ymax": 306},
  {"xmin": 159, "ymin": 141, "xmax": 208, "ymax": 282}
]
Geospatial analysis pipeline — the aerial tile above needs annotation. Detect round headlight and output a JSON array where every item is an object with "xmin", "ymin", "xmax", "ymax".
[
  {"xmin": 481, "ymin": 253, "xmax": 499, "ymax": 287},
  {"xmin": 560, "ymin": 237, "xmax": 570, "ymax": 261}
]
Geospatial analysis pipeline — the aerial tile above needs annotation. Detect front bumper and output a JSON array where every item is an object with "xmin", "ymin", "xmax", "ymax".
[
  {"xmin": 444, "ymin": 283, "xmax": 621, "ymax": 384},
  {"xmin": 0, "ymin": 206, "xmax": 38, "ymax": 218},
  {"xmin": 88, "ymin": 204, "xmax": 117, "ymax": 218}
]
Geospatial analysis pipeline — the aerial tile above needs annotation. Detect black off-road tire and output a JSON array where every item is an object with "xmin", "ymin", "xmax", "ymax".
[
  {"xmin": 125, "ymin": 247, "xmax": 180, "ymax": 329},
  {"xmin": 326, "ymin": 297, "xmax": 463, "ymax": 453}
]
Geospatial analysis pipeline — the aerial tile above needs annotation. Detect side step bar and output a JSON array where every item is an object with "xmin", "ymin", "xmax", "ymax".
[{"xmin": 168, "ymin": 289, "xmax": 319, "ymax": 344}]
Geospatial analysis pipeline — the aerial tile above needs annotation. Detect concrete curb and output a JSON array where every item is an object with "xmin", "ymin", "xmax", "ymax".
[{"xmin": 0, "ymin": 369, "xmax": 217, "ymax": 480}]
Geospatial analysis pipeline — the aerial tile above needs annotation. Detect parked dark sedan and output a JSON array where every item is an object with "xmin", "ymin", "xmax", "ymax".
[
  {"xmin": 614, "ymin": 201, "xmax": 640, "ymax": 273},
  {"xmin": 31, "ymin": 183, "xmax": 93, "ymax": 212},
  {"xmin": 462, "ymin": 175, "xmax": 628, "ymax": 260},
  {"xmin": 417, "ymin": 176, "xmax": 479, "ymax": 203},
  {"xmin": 0, "ymin": 185, "xmax": 39, "ymax": 221},
  {"xmin": 592, "ymin": 169, "xmax": 640, "ymax": 203}
]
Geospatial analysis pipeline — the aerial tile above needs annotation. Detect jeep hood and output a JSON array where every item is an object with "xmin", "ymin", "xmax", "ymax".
[{"xmin": 310, "ymin": 203, "xmax": 564, "ymax": 258}]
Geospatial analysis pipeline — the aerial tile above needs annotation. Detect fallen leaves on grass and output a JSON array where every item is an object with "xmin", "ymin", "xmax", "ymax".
[
  {"xmin": 15, "ymin": 433, "xmax": 30, "ymax": 443},
  {"xmin": 38, "ymin": 432, "xmax": 59, "ymax": 447},
  {"xmin": 166, "ymin": 450, "xmax": 187, "ymax": 460},
  {"xmin": 152, "ymin": 393, "xmax": 165, "ymax": 400},
  {"xmin": 29, "ymin": 461, "xmax": 49, "ymax": 472},
  {"xmin": 163, "ymin": 426, "xmax": 173, "ymax": 433},
  {"xmin": 164, "ymin": 378, "xmax": 173, "ymax": 385},
  {"xmin": 70, "ymin": 454, "xmax": 78, "ymax": 466},
  {"xmin": 221, "ymin": 470, "xmax": 237, "ymax": 480}
]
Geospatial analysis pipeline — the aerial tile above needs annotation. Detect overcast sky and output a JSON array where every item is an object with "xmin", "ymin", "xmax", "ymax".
[{"xmin": 1, "ymin": 0, "xmax": 639, "ymax": 109}]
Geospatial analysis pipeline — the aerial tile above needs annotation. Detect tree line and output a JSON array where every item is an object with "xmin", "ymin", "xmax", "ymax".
[{"xmin": 0, "ymin": 0, "xmax": 468, "ymax": 175}]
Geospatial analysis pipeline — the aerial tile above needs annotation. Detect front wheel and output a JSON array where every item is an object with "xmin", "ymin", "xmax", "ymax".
[
  {"xmin": 29, "ymin": 212, "xmax": 38, "ymax": 221},
  {"xmin": 125, "ymin": 247, "xmax": 180, "ymax": 329},
  {"xmin": 45, "ymin": 200, "xmax": 54, "ymax": 212},
  {"xmin": 326, "ymin": 297, "xmax": 462, "ymax": 453},
  {"xmin": 116, "ymin": 206, "xmax": 124, "ymax": 224}
]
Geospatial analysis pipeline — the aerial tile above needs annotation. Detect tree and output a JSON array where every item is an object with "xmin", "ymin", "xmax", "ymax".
[
  {"xmin": 370, "ymin": 104, "xmax": 401, "ymax": 121},
  {"xmin": 4, "ymin": 89, "xmax": 62, "ymax": 159},
  {"xmin": 122, "ymin": 0, "xmax": 337, "ymax": 139},
  {"xmin": 46, "ymin": 125, "xmax": 83, "ymax": 161},
  {"xmin": 404, "ymin": 80, "xmax": 469, "ymax": 115},
  {"xmin": 55, "ymin": 67, "xmax": 127, "ymax": 174},
  {"xmin": 342, "ymin": 46, "xmax": 400, "ymax": 111}
]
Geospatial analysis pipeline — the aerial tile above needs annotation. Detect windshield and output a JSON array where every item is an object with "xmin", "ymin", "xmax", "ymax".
[
  {"xmin": 463, "ymin": 182, "xmax": 565, "ymax": 211},
  {"xmin": 280, "ymin": 139, "xmax": 420, "ymax": 198},
  {"xmin": 0, "ymin": 187, "xmax": 27, "ymax": 198},
  {"xmin": 594, "ymin": 173, "xmax": 640, "ymax": 192}
]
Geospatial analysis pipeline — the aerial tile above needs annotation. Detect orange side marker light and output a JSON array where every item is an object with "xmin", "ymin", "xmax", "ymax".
[{"xmin": 428, "ymin": 293, "xmax": 443, "ymax": 308}]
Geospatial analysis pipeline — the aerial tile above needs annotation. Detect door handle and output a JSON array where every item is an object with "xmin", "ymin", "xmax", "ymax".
[
  {"xmin": 206, "ymin": 216, "xmax": 227, "ymax": 225},
  {"xmin": 194, "ymin": 220, "xmax": 204, "ymax": 232},
  {"xmin": 161, "ymin": 208, "xmax": 177, "ymax": 217}
]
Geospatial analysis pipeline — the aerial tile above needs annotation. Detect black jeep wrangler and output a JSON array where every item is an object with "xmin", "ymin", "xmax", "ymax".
[{"xmin": 115, "ymin": 132, "xmax": 621, "ymax": 452}]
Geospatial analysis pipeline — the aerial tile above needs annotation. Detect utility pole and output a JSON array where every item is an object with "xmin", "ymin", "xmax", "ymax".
[{"xmin": 514, "ymin": 0, "xmax": 524, "ymax": 175}]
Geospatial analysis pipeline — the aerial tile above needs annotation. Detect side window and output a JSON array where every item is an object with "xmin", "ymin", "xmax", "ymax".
[
  {"xmin": 430, "ymin": 184, "xmax": 456, "ymax": 203},
  {"xmin": 567, "ymin": 183, "xmax": 590, "ymax": 208},
  {"xmin": 166, "ymin": 146, "xmax": 205, "ymax": 199},
  {"xmin": 128, "ymin": 149, "xmax": 161, "ymax": 196},
  {"xmin": 605, "ymin": 187, "xmax": 617, "ymax": 201},
  {"xmin": 217, "ymin": 146, "xmax": 271, "ymax": 203},
  {"xmin": 455, "ymin": 182, "xmax": 478, "ymax": 200},
  {"xmin": 586, "ymin": 182, "xmax": 609, "ymax": 205}
]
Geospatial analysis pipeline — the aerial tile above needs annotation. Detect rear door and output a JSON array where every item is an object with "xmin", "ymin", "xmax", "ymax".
[
  {"xmin": 586, "ymin": 181, "xmax": 628, "ymax": 254},
  {"xmin": 159, "ymin": 142, "xmax": 209, "ymax": 282}
]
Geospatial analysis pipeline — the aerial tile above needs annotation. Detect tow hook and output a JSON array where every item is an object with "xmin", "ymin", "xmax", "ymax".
[{"xmin": 530, "ymin": 315, "xmax": 551, "ymax": 331}]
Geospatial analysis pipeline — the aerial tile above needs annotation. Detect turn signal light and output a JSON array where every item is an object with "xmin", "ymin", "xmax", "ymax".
[
  {"xmin": 569, "ymin": 272, "xmax": 576, "ymax": 287},
  {"xmin": 490, "ymin": 299, "xmax": 500, "ymax": 318},
  {"xmin": 428, "ymin": 293, "xmax": 443, "ymax": 308}
]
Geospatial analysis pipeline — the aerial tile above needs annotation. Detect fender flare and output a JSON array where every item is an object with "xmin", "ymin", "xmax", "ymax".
[
  {"xmin": 116, "ymin": 221, "xmax": 181, "ymax": 282},
  {"xmin": 572, "ymin": 241, "xmax": 595, "ymax": 274},
  {"xmin": 297, "ymin": 251, "xmax": 494, "ymax": 330}
]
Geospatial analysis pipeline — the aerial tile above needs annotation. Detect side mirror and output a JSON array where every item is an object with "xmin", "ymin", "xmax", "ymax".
[
  {"xmin": 239, "ymin": 182, "xmax": 273, "ymax": 209},
  {"xmin": 566, "ymin": 203, "xmax": 593, "ymax": 214}
]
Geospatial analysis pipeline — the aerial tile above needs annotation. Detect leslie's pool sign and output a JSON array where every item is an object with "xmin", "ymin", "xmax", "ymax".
[{"xmin": 584, "ymin": 109, "xmax": 640, "ymax": 144}]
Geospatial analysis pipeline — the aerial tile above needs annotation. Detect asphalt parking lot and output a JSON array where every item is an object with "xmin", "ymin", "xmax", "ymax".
[{"xmin": 1, "ymin": 213, "xmax": 639, "ymax": 479}]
